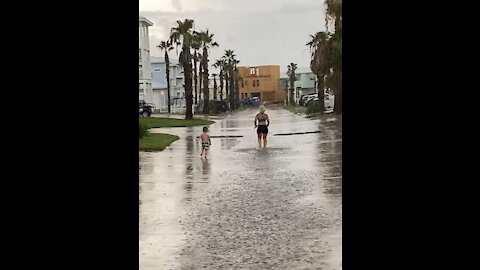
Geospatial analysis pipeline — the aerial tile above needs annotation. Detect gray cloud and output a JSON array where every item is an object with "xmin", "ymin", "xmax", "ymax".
[
  {"xmin": 171, "ymin": 0, "xmax": 182, "ymax": 12},
  {"xmin": 140, "ymin": 0, "xmax": 326, "ymax": 73}
]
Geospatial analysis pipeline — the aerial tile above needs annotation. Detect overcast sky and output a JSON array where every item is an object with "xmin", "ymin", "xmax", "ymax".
[{"xmin": 140, "ymin": 0, "xmax": 327, "ymax": 76}]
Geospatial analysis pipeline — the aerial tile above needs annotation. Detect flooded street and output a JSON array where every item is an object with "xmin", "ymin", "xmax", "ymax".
[{"xmin": 140, "ymin": 107, "xmax": 342, "ymax": 269}]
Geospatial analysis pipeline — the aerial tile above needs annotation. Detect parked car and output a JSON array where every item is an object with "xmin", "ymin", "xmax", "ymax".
[
  {"xmin": 298, "ymin": 95, "xmax": 309, "ymax": 106},
  {"xmin": 304, "ymin": 93, "xmax": 335, "ymax": 111},
  {"xmin": 250, "ymin": 97, "xmax": 261, "ymax": 106},
  {"xmin": 215, "ymin": 100, "xmax": 229, "ymax": 112},
  {"xmin": 139, "ymin": 103, "xmax": 153, "ymax": 117},
  {"xmin": 303, "ymin": 94, "xmax": 318, "ymax": 107},
  {"xmin": 239, "ymin": 97, "xmax": 260, "ymax": 106},
  {"xmin": 239, "ymin": 98, "xmax": 250, "ymax": 106},
  {"xmin": 299, "ymin": 93, "xmax": 316, "ymax": 106},
  {"xmin": 305, "ymin": 96, "xmax": 318, "ymax": 107}
]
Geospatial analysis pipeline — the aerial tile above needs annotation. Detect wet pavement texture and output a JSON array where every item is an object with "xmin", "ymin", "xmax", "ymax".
[{"xmin": 140, "ymin": 107, "xmax": 342, "ymax": 270}]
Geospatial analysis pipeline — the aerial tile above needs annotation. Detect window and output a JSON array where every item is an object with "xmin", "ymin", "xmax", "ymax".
[
  {"xmin": 250, "ymin": 68, "xmax": 256, "ymax": 75},
  {"xmin": 253, "ymin": 80, "xmax": 256, "ymax": 87},
  {"xmin": 257, "ymin": 80, "xmax": 260, "ymax": 87},
  {"xmin": 241, "ymin": 80, "xmax": 244, "ymax": 88},
  {"xmin": 245, "ymin": 80, "xmax": 248, "ymax": 86}
]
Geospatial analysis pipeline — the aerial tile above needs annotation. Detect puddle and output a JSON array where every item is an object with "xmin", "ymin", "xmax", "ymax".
[
  {"xmin": 195, "ymin": 135, "xmax": 244, "ymax": 138},
  {"xmin": 273, "ymin": 131, "xmax": 322, "ymax": 136}
]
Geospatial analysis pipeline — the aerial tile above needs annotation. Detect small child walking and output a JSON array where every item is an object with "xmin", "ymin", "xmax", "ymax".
[{"xmin": 199, "ymin": 126, "xmax": 211, "ymax": 159}]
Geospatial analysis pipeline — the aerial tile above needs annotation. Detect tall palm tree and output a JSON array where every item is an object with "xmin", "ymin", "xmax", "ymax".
[
  {"xmin": 229, "ymin": 62, "xmax": 235, "ymax": 110},
  {"xmin": 286, "ymin": 66, "xmax": 291, "ymax": 104},
  {"xmin": 223, "ymin": 50, "xmax": 236, "ymax": 110},
  {"xmin": 286, "ymin": 63, "xmax": 298, "ymax": 105},
  {"xmin": 212, "ymin": 73, "xmax": 218, "ymax": 101},
  {"xmin": 198, "ymin": 53, "xmax": 203, "ymax": 102},
  {"xmin": 325, "ymin": 0, "xmax": 342, "ymax": 32},
  {"xmin": 233, "ymin": 59, "xmax": 240, "ymax": 108},
  {"xmin": 196, "ymin": 29, "xmax": 219, "ymax": 114},
  {"xmin": 191, "ymin": 34, "xmax": 201, "ymax": 105},
  {"xmin": 223, "ymin": 60, "xmax": 229, "ymax": 106},
  {"xmin": 325, "ymin": 0, "xmax": 342, "ymax": 113},
  {"xmin": 328, "ymin": 28, "xmax": 342, "ymax": 113},
  {"xmin": 157, "ymin": 40, "xmax": 174, "ymax": 113},
  {"xmin": 307, "ymin": 32, "xmax": 329, "ymax": 113},
  {"xmin": 213, "ymin": 58, "xmax": 226, "ymax": 101},
  {"xmin": 170, "ymin": 19, "xmax": 195, "ymax": 119}
]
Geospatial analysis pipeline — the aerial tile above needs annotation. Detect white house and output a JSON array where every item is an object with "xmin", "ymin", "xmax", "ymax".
[
  {"xmin": 150, "ymin": 56, "xmax": 185, "ymax": 112},
  {"xmin": 281, "ymin": 67, "xmax": 318, "ymax": 103},
  {"xmin": 293, "ymin": 67, "xmax": 317, "ymax": 102},
  {"xmin": 139, "ymin": 16, "xmax": 153, "ymax": 104}
]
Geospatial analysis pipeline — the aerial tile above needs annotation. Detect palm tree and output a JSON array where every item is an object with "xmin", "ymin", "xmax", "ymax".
[
  {"xmin": 196, "ymin": 29, "xmax": 219, "ymax": 114},
  {"xmin": 325, "ymin": 0, "xmax": 342, "ymax": 113},
  {"xmin": 170, "ymin": 19, "xmax": 195, "ymax": 119},
  {"xmin": 286, "ymin": 63, "xmax": 297, "ymax": 105},
  {"xmin": 236, "ymin": 74, "xmax": 243, "ymax": 108},
  {"xmin": 233, "ymin": 59, "xmax": 240, "ymax": 108},
  {"xmin": 229, "ymin": 62, "xmax": 235, "ymax": 110},
  {"xmin": 213, "ymin": 58, "xmax": 226, "ymax": 101},
  {"xmin": 327, "ymin": 28, "xmax": 342, "ymax": 113},
  {"xmin": 286, "ymin": 66, "xmax": 291, "ymax": 104},
  {"xmin": 223, "ymin": 60, "xmax": 229, "ymax": 106},
  {"xmin": 307, "ymin": 32, "xmax": 329, "ymax": 113},
  {"xmin": 157, "ymin": 40, "xmax": 174, "ymax": 113},
  {"xmin": 198, "ymin": 53, "xmax": 203, "ymax": 102},
  {"xmin": 191, "ymin": 34, "xmax": 202, "ymax": 105},
  {"xmin": 325, "ymin": 0, "xmax": 342, "ymax": 32},
  {"xmin": 212, "ymin": 73, "xmax": 218, "ymax": 100},
  {"xmin": 223, "ymin": 50, "xmax": 236, "ymax": 110}
]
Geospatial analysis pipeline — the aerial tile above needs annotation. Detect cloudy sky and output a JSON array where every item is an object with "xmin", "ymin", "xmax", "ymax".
[{"xmin": 140, "ymin": 0, "xmax": 327, "ymax": 76}]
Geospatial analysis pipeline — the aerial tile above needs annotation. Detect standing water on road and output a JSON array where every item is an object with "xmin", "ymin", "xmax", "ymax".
[{"xmin": 140, "ymin": 106, "xmax": 342, "ymax": 269}]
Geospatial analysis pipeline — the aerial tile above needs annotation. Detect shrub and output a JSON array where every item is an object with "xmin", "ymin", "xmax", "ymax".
[
  {"xmin": 306, "ymin": 100, "xmax": 322, "ymax": 114},
  {"xmin": 139, "ymin": 121, "xmax": 148, "ymax": 139},
  {"xmin": 195, "ymin": 100, "xmax": 219, "ymax": 114}
]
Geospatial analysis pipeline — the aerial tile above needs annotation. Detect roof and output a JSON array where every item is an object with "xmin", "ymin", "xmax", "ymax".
[
  {"xmin": 139, "ymin": 16, "xmax": 153, "ymax": 26},
  {"xmin": 150, "ymin": 56, "xmax": 179, "ymax": 66}
]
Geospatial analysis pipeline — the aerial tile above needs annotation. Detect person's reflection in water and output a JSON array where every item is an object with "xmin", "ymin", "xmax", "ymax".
[
  {"xmin": 201, "ymin": 158, "xmax": 210, "ymax": 175},
  {"xmin": 185, "ymin": 134, "xmax": 195, "ymax": 193}
]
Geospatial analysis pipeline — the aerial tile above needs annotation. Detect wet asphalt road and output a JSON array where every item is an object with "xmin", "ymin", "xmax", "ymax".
[{"xmin": 140, "ymin": 106, "xmax": 342, "ymax": 270}]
